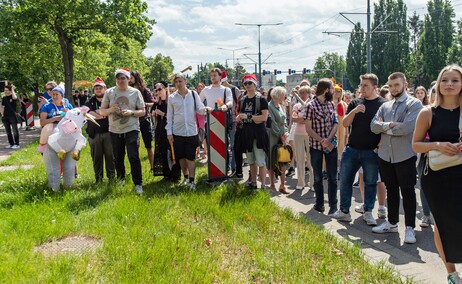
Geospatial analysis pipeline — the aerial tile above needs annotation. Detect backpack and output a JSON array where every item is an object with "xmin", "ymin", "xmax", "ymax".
[{"xmin": 238, "ymin": 93, "xmax": 271, "ymax": 127}]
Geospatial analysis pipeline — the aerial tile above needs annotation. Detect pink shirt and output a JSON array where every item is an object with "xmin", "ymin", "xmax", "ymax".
[{"xmin": 293, "ymin": 103, "xmax": 308, "ymax": 135}]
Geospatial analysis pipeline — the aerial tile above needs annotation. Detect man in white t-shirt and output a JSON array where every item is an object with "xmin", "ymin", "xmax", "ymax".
[
  {"xmin": 99, "ymin": 68, "xmax": 146, "ymax": 195},
  {"xmin": 201, "ymin": 68, "xmax": 232, "ymax": 111}
]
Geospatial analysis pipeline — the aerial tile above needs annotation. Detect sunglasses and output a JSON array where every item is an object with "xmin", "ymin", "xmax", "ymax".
[
  {"xmin": 155, "ymin": 88, "xmax": 162, "ymax": 92},
  {"xmin": 243, "ymin": 82, "xmax": 253, "ymax": 86},
  {"xmin": 46, "ymin": 88, "xmax": 53, "ymax": 91}
]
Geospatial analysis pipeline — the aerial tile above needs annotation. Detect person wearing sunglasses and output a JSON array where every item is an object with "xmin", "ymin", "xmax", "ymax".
[{"xmin": 237, "ymin": 74, "xmax": 269, "ymax": 190}]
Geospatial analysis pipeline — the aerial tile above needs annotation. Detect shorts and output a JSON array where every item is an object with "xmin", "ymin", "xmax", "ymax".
[
  {"xmin": 246, "ymin": 140, "xmax": 266, "ymax": 167},
  {"xmin": 173, "ymin": 135, "xmax": 197, "ymax": 161},
  {"xmin": 140, "ymin": 119, "xmax": 153, "ymax": 149}
]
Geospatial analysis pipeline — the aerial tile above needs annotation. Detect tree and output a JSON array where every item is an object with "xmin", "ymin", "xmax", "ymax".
[
  {"xmin": 145, "ymin": 53, "xmax": 174, "ymax": 88},
  {"xmin": 371, "ymin": 0, "xmax": 410, "ymax": 84},
  {"xmin": 419, "ymin": 0, "xmax": 455, "ymax": 85},
  {"xmin": 346, "ymin": 23, "xmax": 366, "ymax": 88},
  {"xmin": 313, "ymin": 52, "xmax": 346, "ymax": 84},
  {"xmin": 0, "ymin": 0, "xmax": 154, "ymax": 104},
  {"xmin": 448, "ymin": 19, "xmax": 462, "ymax": 64},
  {"xmin": 407, "ymin": 11, "xmax": 425, "ymax": 87}
]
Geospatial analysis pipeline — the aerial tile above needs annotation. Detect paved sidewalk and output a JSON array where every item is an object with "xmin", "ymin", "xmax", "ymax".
[
  {"xmin": 0, "ymin": 118, "xmax": 41, "ymax": 162},
  {"xmin": 245, "ymin": 169, "xmax": 461, "ymax": 284},
  {"xmin": 1, "ymin": 122, "xmax": 459, "ymax": 283}
]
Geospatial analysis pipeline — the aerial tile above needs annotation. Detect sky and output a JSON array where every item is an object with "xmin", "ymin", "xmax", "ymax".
[{"xmin": 143, "ymin": 0, "xmax": 462, "ymax": 78}]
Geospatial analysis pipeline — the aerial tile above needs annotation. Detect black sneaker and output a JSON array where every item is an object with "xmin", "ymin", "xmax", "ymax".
[
  {"xmin": 286, "ymin": 167, "xmax": 295, "ymax": 177},
  {"xmin": 313, "ymin": 204, "xmax": 325, "ymax": 213}
]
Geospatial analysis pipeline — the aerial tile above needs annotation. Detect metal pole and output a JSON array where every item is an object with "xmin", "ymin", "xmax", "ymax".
[
  {"xmin": 367, "ymin": 0, "xmax": 372, "ymax": 73},
  {"xmin": 258, "ymin": 25, "xmax": 262, "ymax": 86}
]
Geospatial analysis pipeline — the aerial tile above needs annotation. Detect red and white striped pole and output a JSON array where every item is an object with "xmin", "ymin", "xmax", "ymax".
[
  {"xmin": 25, "ymin": 102, "xmax": 35, "ymax": 130},
  {"xmin": 207, "ymin": 110, "xmax": 228, "ymax": 181}
]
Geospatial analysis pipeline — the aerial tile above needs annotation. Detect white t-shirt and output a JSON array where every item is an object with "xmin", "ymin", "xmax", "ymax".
[
  {"xmin": 102, "ymin": 86, "xmax": 145, "ymax": 134},
  {"xmin": 201, "ymin": 85, "xmax": 233, "ymax": 109}
]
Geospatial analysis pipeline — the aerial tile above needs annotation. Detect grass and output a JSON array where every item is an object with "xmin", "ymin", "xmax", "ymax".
[{"xmin": 0, "ymin": 140, "xmax": 410, "ymax": 283}]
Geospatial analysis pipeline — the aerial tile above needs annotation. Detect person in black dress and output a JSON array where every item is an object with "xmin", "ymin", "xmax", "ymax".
[
  {"xmin": 413, "ymin": 65, "xmax": 462, "ymax": 283},
  {"xmin": 152, "ymin": 82, "xmax": 180, "ymax": 181}
]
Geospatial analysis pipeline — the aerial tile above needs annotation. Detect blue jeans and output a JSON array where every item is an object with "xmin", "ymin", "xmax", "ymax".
[
  {"xmin": 339, "ymin": 146, "xmax": 379, "ymax": 213},
  {"xmin": 310, "ymin": 147, "xmax": 338, "ymax": 209}
]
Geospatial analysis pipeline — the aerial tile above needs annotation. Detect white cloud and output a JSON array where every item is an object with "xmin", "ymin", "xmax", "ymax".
[{"xmin": 144, "ymin": 0, "xmax": 462, "ymax": 79}]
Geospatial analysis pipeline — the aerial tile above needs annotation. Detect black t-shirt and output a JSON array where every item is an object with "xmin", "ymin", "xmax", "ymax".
[
  {"xmin": 346, "ymin": 96, "xmax": 387, "ymax": 149},
  {"xmin": 78, "ymin": 94, "xmax": 88, "ymax": 106},
  {"xmin": 1, "ymin": 96, "xmax": 18, "ymax": 117},
  {"xmin": 85, "ymin": 96, "xmax": 109, "ymax": 138},
  {"xmin": 239, "ymin": 94, "xmax": 268, "ymax": 125}
]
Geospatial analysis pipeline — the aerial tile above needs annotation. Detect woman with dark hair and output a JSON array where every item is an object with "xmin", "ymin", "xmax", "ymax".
[
  {"xmin": 129, "ymin": 70, "xmax": 155, "ymax": 171},
  {"xmin": 152, "ymin": 81, "xmax": 180, "ymax": 181}
]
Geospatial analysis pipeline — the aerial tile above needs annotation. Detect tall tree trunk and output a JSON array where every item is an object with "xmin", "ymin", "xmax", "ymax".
[{"xmin": 56, "ymin": 25, "xmax": 74, "ymax": 106}]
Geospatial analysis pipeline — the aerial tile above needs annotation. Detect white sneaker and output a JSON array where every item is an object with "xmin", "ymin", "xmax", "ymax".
[
  {"xmin": 330, "ymin": 210, "xmax": 352, "ymax": 222},
  {"xmin": 135, "ymin": 185, "xmax": 143, "ymax": 195},
  {"xmin": 4, "ymin": 145, "xmax": 12, "ymax": 149},
  {"xmin": 404, "ymin": 226, "xmax": 416, "ymax": 244},
  {"xmin": 377, "ymin": 206, "xmax": 387, "ymax": 219},
  {"xmin": 189, "ymin": 182, "xmax": 197, "ymax": 191},
  {"xmin": 363, "ymin": 211, "xmax": 377, "ymax": 226},
  {"xmin": 448, "ymin": 272, "xmax": 462, "ymax": 284},
  {"xmin": 354, "ymin": 204, "xmax": 365, "ymax": 214},
  {"xmin": 11, "ymin": 145, "xmax": 20, "ymax": 149},
  {"xmin": 420, "ymin": 215, "xmax": 433, "ymax": 228},
  {"xmin": 372, "ymin": 220, "xmax": 398, "ymax": 233},
  {"xmin": 180, "ymin": 179, "xmax": 189, "ymax": 187}
]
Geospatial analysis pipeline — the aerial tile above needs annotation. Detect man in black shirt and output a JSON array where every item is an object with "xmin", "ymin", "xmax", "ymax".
[
  {"xmin": 85, "ymin": 77, "xmax": 115, "ymax": 182},
  {"xmin": 330, "ymin": 73, "xmax": 386, "ymax": 225},
  {"xmin": 1, "ymin": 85, "xmax": 20, "ymax": 149}
]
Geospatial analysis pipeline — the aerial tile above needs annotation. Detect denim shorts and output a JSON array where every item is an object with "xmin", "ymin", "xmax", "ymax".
[{"xmin": 246, "ymin": 140, "xmax": 266, "ymax": 167}]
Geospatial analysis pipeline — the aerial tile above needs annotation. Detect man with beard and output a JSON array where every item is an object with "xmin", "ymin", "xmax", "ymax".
[
  {"xmin": 371, "ymin": 72, "xmax": 422, "ymax": 244},
  {"xmin": 305, "ymin": 78, "xmax": 338, "ymax": 214},
  {"xmin": 85, "ymin": 77, "xmax": 115, "ymax": 183}
]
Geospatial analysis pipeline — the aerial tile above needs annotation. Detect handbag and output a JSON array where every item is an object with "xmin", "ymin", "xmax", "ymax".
[
  {"xmin": 426, "ymin": 110, "xmax": 462, "ymax": 172},
  {"xmin": 277, "ymin": 145, "xmax": 293, "ymax": 163}
]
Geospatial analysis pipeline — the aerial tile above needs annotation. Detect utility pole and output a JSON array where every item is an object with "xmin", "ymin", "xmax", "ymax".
[
  {"xmin": 323, "ymin": 0, "xmax": 396, "ymax": 73},
  {"xmin": 235, "ymin": 22, "xmax": 283, "ymax": 85}
]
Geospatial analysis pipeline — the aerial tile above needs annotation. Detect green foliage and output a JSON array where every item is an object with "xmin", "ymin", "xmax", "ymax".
[
  {"xmin": 313, "ymin": 52, "xmax": 346, "ymax": 84},
  {"xmin": 346, "ymin": 23, "xmax": 366, "ymax": 88},
  {"xmin": 371, "ymin": 0, "xmax": 410, "ymax": 85},
  {"xmin": 0, "ymin": 0, "xmax": 154, "ymax": 104},
  {"xmin": 448, "ymin": 20, "xmax": 462, "ymax": 65},
  {"xmin": 419, "ymin": 0, "xmax": 455, "ymax": 86},
  {"xmin": 146, "ymin": 53, "xmax": 174, "ymax": 88}
]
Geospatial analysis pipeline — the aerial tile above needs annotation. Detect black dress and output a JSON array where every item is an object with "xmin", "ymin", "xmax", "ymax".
[
  {"xmin": 153, "ymin": 101, "xmax": 180, "ymax": 181},
  {"xmin": 421, "ymin": 106, "xmax": 462, "ymax": 263}
]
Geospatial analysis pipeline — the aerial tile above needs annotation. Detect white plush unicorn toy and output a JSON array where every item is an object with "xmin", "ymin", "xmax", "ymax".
[{"xmin": 47, "ymin": 106, "xmax": 99, "ymax": 160}]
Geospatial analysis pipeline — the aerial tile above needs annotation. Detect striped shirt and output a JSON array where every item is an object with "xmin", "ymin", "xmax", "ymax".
[{"xmin": 305, "ymin": 96, "xmax": 338, "ymax": 150}]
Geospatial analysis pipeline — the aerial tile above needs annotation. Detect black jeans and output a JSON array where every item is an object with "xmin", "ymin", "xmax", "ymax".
[
  {"xmin": 379, "ymin": 156, "xmax": 417, "ymax": 227},
  {"xmin": 89, "ymin": 132, "xmax": 115, "ymax": 182},
  {"xmin": 110, "ymin": 130, "xmax": 142, "ymax": 186},
  {"xmin": 234, "ymin": 125, "xmax": 243, "ymax": 175},
  {"xmin": 3, "ymin": 116, "xmax": 19, "ymax": 145}
]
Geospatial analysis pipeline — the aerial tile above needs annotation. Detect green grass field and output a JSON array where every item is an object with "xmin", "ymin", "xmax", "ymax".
[{"xmin": 0, "ymin": 141, "xmax": 410, "ymax": 283}]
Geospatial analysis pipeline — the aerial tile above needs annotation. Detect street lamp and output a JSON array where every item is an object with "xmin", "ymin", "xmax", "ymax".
[
  {"xmin": 217, "ymin": 47, "xmax": 248, "ymax": 69},
  {"xmin": 235, "ymin": 22, "xmax": 283, "ymax": 85}
]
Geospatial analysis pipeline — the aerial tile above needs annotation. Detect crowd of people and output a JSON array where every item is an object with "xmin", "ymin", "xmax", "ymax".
[{"xmin": 1, "ymin": 64, "xmax": 461, "ymax": 283}]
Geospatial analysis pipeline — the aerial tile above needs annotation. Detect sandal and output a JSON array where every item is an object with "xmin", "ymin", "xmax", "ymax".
[{"xmin": 279, "ymin": 187, "xmax": 289, "ymax": 194}]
